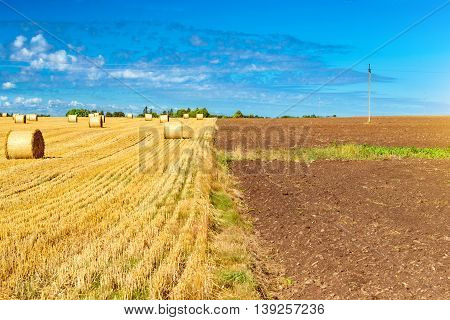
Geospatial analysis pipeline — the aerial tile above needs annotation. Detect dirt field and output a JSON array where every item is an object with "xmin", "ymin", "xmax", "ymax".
[
  {"xmin": 216, "ymin": 117, "xmax": 450, "ymax": 150},
  {"xmin": 0, "ymin": 117, "xmax": 217, "ymax": 299},
  {"xmin": 231, "ymin": 159, "xmax": 450, "ymax": 299}
]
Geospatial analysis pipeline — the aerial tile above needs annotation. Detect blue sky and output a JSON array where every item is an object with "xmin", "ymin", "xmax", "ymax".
[{"xmin": 0, "ymin": 0, "xmax": 449, "ymax": 116}]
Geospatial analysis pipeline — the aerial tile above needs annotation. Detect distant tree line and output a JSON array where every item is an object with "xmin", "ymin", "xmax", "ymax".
[{"xmin": 65, "ymin": 107, "xmax": 336, "ymax": 118}]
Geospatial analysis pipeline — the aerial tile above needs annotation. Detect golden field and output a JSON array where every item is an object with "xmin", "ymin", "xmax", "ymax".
[{"xmin": 0, "ymin": 117, "xmax": 227, "ymax": 299}]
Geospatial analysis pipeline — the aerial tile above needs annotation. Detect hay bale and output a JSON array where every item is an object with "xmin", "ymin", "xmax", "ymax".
[
  {"xmin": 160, "ymin": 114, "xmax": 169, "ymax": 123},
  {"xmin": 164, "ymin": 122, "xmax": 192, "ymax": 139},
  {"xmin": 145, "ymin": 113, "xmax": 153, "ymax": 121},
  {"xmin": 14, "ymin": 114, "xmax": 26, "ymax": 124},
  {"xmin": 26, "ymin": 114, "xmax": 38, "ymax": 121},
  {"xmin": 5, "ymin": 129, "xmax": 45, "ymax": 159},
  {"xmin": 126, "ymin": 113, "xmax": 133, "ymax": 119},
  {"xmin": 196, "ymin": 113, "xmax": 204, "ymax": 120},
  {"xmin": 88, "ymin": 113, "xmax": 95, "ymax": 118},
  {"xmin": 2, "ymin": 113, "xmax": 7, "ymax": 117},
  {"xmin": 68, "ymin": 114, "xmax": 78, "ymax": 123},
  {"xmin": 183, "ymin": 113, "xmax": 189, "ymax": 119},
  {"xmin": 89, "ymin": 115, "xmax": 103, "ymax": 128},
  {"xmin": 101, "ymin": 115, "xmax": 106, "ymax": 123}
]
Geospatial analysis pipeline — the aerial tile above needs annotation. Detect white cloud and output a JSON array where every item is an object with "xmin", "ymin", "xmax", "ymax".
[
  {"xmin": 2, "ymin": 82, "xmax": 16, "ymax": 89},
  {"xmin": 13, "ymin": 96, "xmax": 42, "ymax": 105},
  {"xmin": 30, "ymin": 34, "xmax": 51, "ymax": 53},
  {"xmin": 0, "ymin": 96, "xmax": 8, "ymax": 101},
  {"xmin": 13, "ymin": 35, "xmax": 26, "ymax": 48},
  {"xmin": 69, "ymin": 100, "xmax": 84, "ymax": 107},
  {"xmin": 109, "ymin": 68, "xmax": 207, "ymax": 85},
  {"xmin": 9, "ymin": 34, "xmax": 104, "ymax": 75}
]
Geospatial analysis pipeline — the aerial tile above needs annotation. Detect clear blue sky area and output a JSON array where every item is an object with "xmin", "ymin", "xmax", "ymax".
[{"xmin": 0, "ymin": 0, "xmax": 449, "ymax": 116}]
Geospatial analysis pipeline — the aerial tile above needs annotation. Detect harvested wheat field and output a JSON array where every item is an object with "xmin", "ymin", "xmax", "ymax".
[{"xmin": 0, "ymin": 117, "xmax": 231, "ymax": 299}]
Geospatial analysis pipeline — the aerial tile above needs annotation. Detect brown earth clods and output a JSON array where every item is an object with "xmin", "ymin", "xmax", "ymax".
[
  {"xmin": 216, "ymin": 117, "xmax": 450, "ymax": 150},
  {"xmin": 231, "ymin": 159, "xmax": 450, "ymax": 299}
]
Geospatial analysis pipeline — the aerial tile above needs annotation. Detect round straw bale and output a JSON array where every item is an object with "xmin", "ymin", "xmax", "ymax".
[
  {"xmin": 183, "ymin": 113, "xmax": 189, "ymax": 119},
  {"xmin": 68, "ymin": 114, "xmax": 78, "ymax": 123},
  {"xmin": 164, "ymin": 122, "xmax": 193, "ymax": 139},
  {"xmin": 196, "ymin": 113, "xmax": 204, "ymax": 120},
  {"xmin": 14, "ymin": 114, "xmax": 26, "ymax": 123},
  {"xmin": 2, "ymin": 113, "xmax": 7, "ymax": 117},
  {"xmin": 164, "ymin": 122, "xmax": 182, "ymax": 139},
  {"xmin": 5, "ymin": 129, "xmax": 45, "ymax": 159},
  {"xmin": 160, "ymin": 114, "xmax": 169, "ymax": 123},
  {"xmin": 89, "ymin": 115, "xmax": 103, "ymax": 128},
  {"xmin": 145, "ymin": 113, "xmax": 153, "ymax": 121},
  {"xmin": 126, "ymin": 113, "xmax": 133, "ymax": 119},
  {"xmin": 26, "ymin": 114, "xmax": 38, "ymax": 121}
]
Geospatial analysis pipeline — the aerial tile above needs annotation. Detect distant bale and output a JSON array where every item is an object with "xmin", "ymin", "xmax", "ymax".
[
  {"xmin": 145, "ymin": 113, "xmax": 153, "ymax": 121},
  {"xmin": 196, "ymin": 113, "xmax": 204, "ymax": 120},
  {"xmin": 160, "ymin": 114, "xmax": 169, "ymax": 123},
  {"xmin": 164, "ymin": 122, "xmax": 193, "ymax": 139},
  {"xmin": 2, "ymin": 113, "xmax": 7, "ymax": 117},
  {"xmin": 126, "ymin": 113, "xmax": 133, "ymax": 119},
  {"xmin": 68, "ymin": 114, "xmax": 78, "ymax": 123},
  {"xmin": 102, "ymin": 115, "xmax": 106, "ymax": 123},
  {"xmin": 89, "ymin": 115, "xmax": 103, "ymax": 128},
  {"xmin": 26, "ymin": 114, "xmax": 38, "ymax": 121},
  {"xmin": 14, "ymin": 114, "xmax": 26, "ymax": 124},
  {"xmin": 5, "ymin": 129, "xmax": 45, "ymax": 159},
  {"xmin": 183, "ymin": 113, "xmax": 189, "ymax": 119}
]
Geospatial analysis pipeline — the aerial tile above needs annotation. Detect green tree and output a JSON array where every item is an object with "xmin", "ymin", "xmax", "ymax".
[{"xmin": 232, "ymin": 110, "xmax": 244, "ymax": 118}]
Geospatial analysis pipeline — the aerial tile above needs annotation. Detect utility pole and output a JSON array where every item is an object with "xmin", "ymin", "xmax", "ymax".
[{"xmin": 368, "ymin": 64, "xmax": 372, "ymax": 123}]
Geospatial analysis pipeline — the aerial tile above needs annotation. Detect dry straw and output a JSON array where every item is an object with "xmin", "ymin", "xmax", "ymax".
[
  {"xmin": 5, "ymin": 129, "xmax": 45, "ymax": 159},
  {"xmin": 89, "ymin": 115, "xmax": 103, "ymax": 128},
  {"xmin": 196, "ymin": 113, "xmax": 204, "ymax": 120},
  {"xmin": 145, "ymin": 113, "xmax": 153, "ymax": 121},
  {"xmin": 68, "ymin": 114, "xmax": 78, "ymax": 123},
  {"xmin": 26, "ymin": 114, "xmax": 38, "ymax": 121},
  {"xmin": 2, "ymin": 113, "xmax": 7, "ymax": 117},
  {"xmin": 88, "ymin": 113, "xmax": 95, "ymax": 118},
  {"xmin": 14, "ymin": 114, "xmax": 26, "ymax": 124},
  {"xmin": 126, "ymin": 113, "xmax": 133, "ymax": 119},
  {"xmin": 164, "ymin": 122, "xmax": 193, "ymax": 139},
  {"xmin": 183, "ymin": 113, "xmax": 189, "ymax": 119},
  {"xmin": 160, "ymin": 114, "xmax": 169, "ymax": 123}
]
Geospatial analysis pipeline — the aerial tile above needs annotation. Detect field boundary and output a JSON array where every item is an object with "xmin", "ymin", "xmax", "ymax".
[{"xmin": 219, "ymin": 144, "xmax": 450, "ymax": 163}]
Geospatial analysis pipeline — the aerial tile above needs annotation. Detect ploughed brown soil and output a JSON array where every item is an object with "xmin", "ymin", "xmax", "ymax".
[
  {"xmin": 216, "ymin": 117, "xmax": 450, "ymax": 150},
  {"xmin": 231, "ymin": 159, "xmax": 450, "ymax": 299}
]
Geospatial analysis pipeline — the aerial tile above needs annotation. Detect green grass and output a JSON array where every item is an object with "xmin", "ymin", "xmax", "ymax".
[
  {"xmin": 211, "ymin": 191, "xmax": 244, "ymax": 227},
  {"xmin": 218, "ymin": 270, "xmax": 254, "ymax": 286},
  {"xmin": 220, "ymin": 144, "xmax": 450, "ymax": 162}
]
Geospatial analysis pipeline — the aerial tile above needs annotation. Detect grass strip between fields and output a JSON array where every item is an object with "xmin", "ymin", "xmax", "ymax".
[
  {"xmin": 218, "ymin": 144, "xmax": 450, "ymax": 164},
  {"xmin": 209, "ymin": 150, "xmax": 264, "ymax": 299}
]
